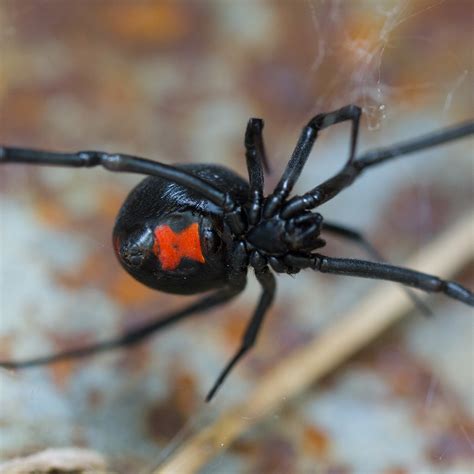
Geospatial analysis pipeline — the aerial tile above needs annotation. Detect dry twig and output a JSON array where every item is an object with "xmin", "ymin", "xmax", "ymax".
[{"xmin": 0, "ymin": 447, "xmax": 109, "ymax": 474}]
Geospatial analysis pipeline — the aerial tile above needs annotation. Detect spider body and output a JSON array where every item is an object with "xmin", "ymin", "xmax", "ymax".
[
  {"xmin": 114, "ymin": 159, "xmax": 328, "ymax": 295},
  {"xmin": 1, "ymin": 105, "xmax": 473, "ymax": 401}
]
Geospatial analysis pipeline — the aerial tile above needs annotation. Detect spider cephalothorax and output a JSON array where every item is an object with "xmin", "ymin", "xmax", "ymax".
[{"xmin": 1, "ymin": 104, "xmax": 473, "ymax": 401}]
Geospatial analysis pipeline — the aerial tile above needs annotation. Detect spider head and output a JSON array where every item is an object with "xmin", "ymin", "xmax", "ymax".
[{"xmin": 247, "ymin": 211, "xmax": 325, "ymax": 254}]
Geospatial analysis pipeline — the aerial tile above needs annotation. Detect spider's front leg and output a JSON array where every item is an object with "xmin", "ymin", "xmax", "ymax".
[
  {"xmin": 281, "ymin": 120, "xmax": 474, "ymax": 218},
  {"xmin": 263, "ymin": 105, "xmax": 362, "ymax": 218},
  {"xmin": 0, "ymin": 146, "xmax": 230, "ymax": 209},
  {"xmin": 244, "ymin": 118, "xmax": 267, "ymax": 225}
]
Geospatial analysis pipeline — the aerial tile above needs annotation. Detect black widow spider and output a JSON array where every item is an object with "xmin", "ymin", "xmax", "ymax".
[{"xmin": 1, "ymin": 105, "xmax": 473, "ymax": 401}]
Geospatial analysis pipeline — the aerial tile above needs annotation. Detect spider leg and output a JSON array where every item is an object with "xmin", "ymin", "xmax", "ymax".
[
  {"xmin": 356, "ymin": 120, "xmax": 474, "ymax": 168},
  {"xmin": 245, "ymin": 118, "xmax": 268, "ymax": 224},
  {"xmin": 0, "ymin": 146, "xmax": 230, "ymax": 210},
  {"xmin": 245, "ymin": 118, "xmax": 270, "ymax": 176},
  {"xmin": 311, "ymin": 254, "xmax": 474, "ymax": 306},
  {"xmin": 322, "ymin": 221, "xmax": 432, "ymax": 315},
  {"xmin": 0, "ymin": 281, "xmax": 246, "ymax": 370},
  {"xmin": 264, "ymin": 105, "xmax": 361, "ymax": 217},
  {"xmin": 206, "ymin": 266, "xmax": 276, "ymax": 402},
  {"xmin": 281, "ymin": 120, "xmax": 474, "ymax": 218}
]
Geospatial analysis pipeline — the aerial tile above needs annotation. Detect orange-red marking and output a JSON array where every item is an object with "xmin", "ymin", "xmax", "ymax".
[{"xmin": 153, "ymin": 223, "xmax": 205, "ymax": 271}]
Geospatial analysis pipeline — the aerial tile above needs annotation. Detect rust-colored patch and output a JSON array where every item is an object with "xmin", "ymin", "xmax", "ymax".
[
  {"xmin": 101, "ymin": 3, "xmax": 194, "ymax": 44},
  {"xmin": 303, "ymin": 424, "xmax": 330, "ymax": 458},
  {"xmin": 54, "ymin": 252, "xmax": 106, "ymax": 290},
  {"xmin": 46, "ymin": 332, "xmax": 93, "ymax": 389},
  {"xmin": 174, "ymin": 373, "xmax": 198, "ymax": 414},
  {"xmin": 0, "ymin": 90, "xmax": 44, "ymax": 134},
  {"xmin": 53, "ymin": 242, "xmax": 156, "ymax": 306},
  {"xmin": 223, "ymin": 313, "xmax": 248, "ymax": 346},
  {"xmin": 147, "ymin": 369, "xmax": 198, "ymax": 442},
  {"xmin": 147, "ymin": 399, "xmax": 185, "ymax": 442},
  {"xmin": 109, "ymin": 271, "xmax": 156, "ymax": 305},
  {"xmin": 0, "ymin": 336, "xmax": 12, "ymax": 361},
  {"xmin": 49, "ymin": 359, "xmax": 77, "ymax": 390},
  {"xmin": 343, "ymin": 14, "xmax": 386, "ymax": 68},
  {"xmin": 255, "ymin": 436, "xmax": 296, "ymax": 474},
  {"xmin": 120, "ymin": 340, "xmax": 151, "ymax": 374},
  {"xmin": 35, "ymin": 197, "xmax": 72, "ymax": 230},
  {"xmin": 97, "ymin": 185, "xmax": 127, "ymax": 220},
  {"xmin": 357, "ymin": 338, "xmax": 437, "ymax": 401},
  {"xmin": 153, "ymin": 223, "xmax": 204, "ymax": 271},
  {"xmin": 231, "ymin": 439, "xmax": 260, "ymax": 457}
]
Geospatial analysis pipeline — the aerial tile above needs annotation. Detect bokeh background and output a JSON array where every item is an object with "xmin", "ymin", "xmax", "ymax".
[{"xmin": 0, "ymin": 1, "xmax": 473, "ymax": 472}]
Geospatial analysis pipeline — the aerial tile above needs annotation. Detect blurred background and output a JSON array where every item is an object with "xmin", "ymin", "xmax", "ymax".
[{"xmin": 0, "ymin": 1, "xmax": 473, "ymax": 472}]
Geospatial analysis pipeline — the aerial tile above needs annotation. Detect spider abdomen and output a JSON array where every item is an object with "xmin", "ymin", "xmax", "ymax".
[{"xmin": 113, "ymin": 164, "xmax": 248, "ymax": 295}]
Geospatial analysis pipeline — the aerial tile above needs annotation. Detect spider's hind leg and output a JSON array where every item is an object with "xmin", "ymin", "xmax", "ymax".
[
  {"xmin": 322, "ymin": 221, "xmax": 432, "ymax": 316},
  {"xmin": 206, "ymin": 266, "xmax": 276, "ymax": 402},
  {"xmin": 312, "ymin": 255, "xmax": 474, "ymax": 307},
  {"xmin": 0, "ymin": 282, "xmax": 246, "ymax": 371}
]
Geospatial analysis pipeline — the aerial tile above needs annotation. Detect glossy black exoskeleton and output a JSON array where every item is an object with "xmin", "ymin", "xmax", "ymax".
[
  {"xmin": 1, "ymin": 105, "xmax": 473, "ymax": 401},
  {"xmin": 114, "ymin": 164, "xmax": 248, "ymax": 295}
]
